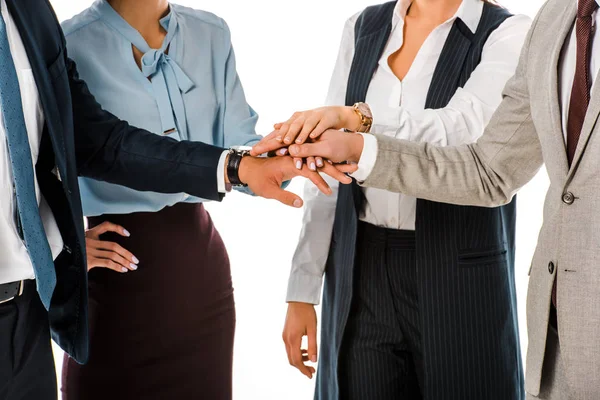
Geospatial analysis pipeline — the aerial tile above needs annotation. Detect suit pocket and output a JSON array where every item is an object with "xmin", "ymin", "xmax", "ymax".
[
  {"xmin": 47, "ymin": 48, "xmax": 67, "ymax": 82},
  {"xmin": 458, "ymin": 246, "xmax": 507, "ymax": 267}
]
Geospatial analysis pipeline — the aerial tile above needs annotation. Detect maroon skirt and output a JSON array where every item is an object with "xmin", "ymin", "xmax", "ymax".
[{"xmin": 61, "ymin": 203, "xmax": 235, "ymax": 400}]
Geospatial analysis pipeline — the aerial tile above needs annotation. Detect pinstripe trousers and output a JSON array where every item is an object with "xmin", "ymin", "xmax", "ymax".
[{"xmin": 339, "ymin": 222, "xmax": 424, "ymax": 400}]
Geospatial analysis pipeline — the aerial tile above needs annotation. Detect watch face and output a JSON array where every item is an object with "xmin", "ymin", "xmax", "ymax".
[{"xmin": 357, "ymin": 103, "xmax": 373, "ymax": 119}]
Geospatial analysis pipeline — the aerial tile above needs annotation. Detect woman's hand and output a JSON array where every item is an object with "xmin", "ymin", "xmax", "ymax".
[
  {"xmin": 275, "ymin": 106, "xmax": 359, "ymax": 145},
  {"xmin": 283, "ymin": 302, "xmax": 319, "ymax": 379},
  {"xmin": 85, "ymin": 221, "xmax": 139, "ymax": 273},
  {"xmin": 288, "ymin": 129, "xmax": 365, "ymax": 164},
  {"xmin": 250, "ymin": 106, "xmax": 361, "ymax": 170}
]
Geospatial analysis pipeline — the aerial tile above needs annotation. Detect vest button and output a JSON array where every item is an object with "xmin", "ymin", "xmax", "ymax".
[
  {"xmin": 562, "ymin": 192, "xmax": 575, "ymax": 205},
  {"xmin": 548, "ymin": 262, "xmax": 555, "ymax": 274}
]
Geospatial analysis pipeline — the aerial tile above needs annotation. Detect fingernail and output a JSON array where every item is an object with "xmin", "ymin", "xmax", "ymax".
[
  {"xmin": 296, "ymin": 161, "xmax": 302, "ymax": 169},
  {"xmin": 121, "ymin": 267, "xmax": 128, "ymax": 273},
  {"xmin": 276, "ymin": 136, "xmax": 282, "ymax": 141},
  {"xmin": 310, "ymin": 162, "xmax": 316, "ymax": 171},
  {"xmin": 311, "ymin": 355, "xmax": 317, "ymax": 363},
  {"xmin": 130, "ymin": 264, "xmax": 138, "ymax": 270},
  {"xmin": 123, "ymin": 229, "xmax": 131, "ymax": 237},
  {"xmin": 132, "ymin": 256, "xmax": 139, "ymax": 264},
  {"xmin": 279, "ymin": 148, "xmax": 288, "ymax": 155},
  {"xmin": 316, "ymin": 159, "xmax": 323, "ymax": 167},
  {"xmin": 293, "ymin": 199, "xmax": 302, "ymax": 208},
  {"xmin": 327, "ymin": 160, "xmax": 333, "ymax": 165},
  {"xmin": 284, "ymin": 137, "xmax": 291, "ymax": 144},
  {"xmin": 296, "ymin": 138, "xmax": 302, "ymax": 144}
]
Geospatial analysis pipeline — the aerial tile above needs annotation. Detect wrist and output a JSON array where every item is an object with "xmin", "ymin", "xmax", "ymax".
[
  {"xmin": 349, "ymin": 133, "xmax": 365, "ymax": 163},
  {"xmin": 341, "ymin": 106, "xmax": 361, "ymax": 130},
  {"xmin": 237, "ymin": 156, "xmax": 262, "ymax": 185}
]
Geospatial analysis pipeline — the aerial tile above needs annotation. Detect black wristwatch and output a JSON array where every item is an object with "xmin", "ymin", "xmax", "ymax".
[{"xmin": 226, "ymin": 147, "xmax": 251, "ymax": 187}]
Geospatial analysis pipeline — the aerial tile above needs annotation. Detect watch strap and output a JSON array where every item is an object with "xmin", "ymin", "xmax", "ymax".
[
  {"xmin": 226, "ymin": 149, "xmax": 250, "ymax": 187},
  {"xmin": 353, "ymin": 102, "xmax": 373, "ymax": 133}
]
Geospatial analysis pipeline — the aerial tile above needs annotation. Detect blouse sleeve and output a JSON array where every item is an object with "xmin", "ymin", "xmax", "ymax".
[
  {"xmin": 220, "ymin": 20, "xmax": 261, "ymax": 148},
  {"xmin": 287, "ymin": 16, "xmax": 357, "ymax": 304},
  {"xmin": 371, "ymin": 15, "xmax": 532, "ymax": 147}
]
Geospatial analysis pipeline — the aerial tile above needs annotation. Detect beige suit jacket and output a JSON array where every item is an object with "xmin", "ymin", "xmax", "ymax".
[{"xmin": 362, "ymin": 0, "xmax": 600, "ymax": 397}]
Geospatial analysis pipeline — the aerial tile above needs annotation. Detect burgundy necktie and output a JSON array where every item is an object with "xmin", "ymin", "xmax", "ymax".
[
  {"xmin": 566, "ymin": 0, "xmax": 598, "ymax": 164},
  {"xmin": 553, "ymin": 0, "xmax": 599, "ymax": 309}
]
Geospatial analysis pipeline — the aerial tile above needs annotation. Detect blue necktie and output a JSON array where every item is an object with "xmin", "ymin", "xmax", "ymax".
[{"xmin": 0, "ymin": 13, "xmax": 56, "ymax": 310}]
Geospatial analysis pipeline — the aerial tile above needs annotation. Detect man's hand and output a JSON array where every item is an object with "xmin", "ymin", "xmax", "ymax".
[
  {"xmin": 236, "ymin": 156, "xmax": 357, "ymax": 208},
  {"xmin": 287, "ymin": 129, "xmax": 365, "ymax": 164},
  {"xmin": 283, "ymin": 302, "xmax": 318, "ymax": 379}
]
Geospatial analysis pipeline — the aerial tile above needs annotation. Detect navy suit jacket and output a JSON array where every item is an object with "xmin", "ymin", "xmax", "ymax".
[{"xmin": 8, "ymin": 0, "xmax": 227, "ymax": 363}]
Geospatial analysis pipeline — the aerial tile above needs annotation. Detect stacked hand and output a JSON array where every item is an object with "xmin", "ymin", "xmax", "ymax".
[{"xmin": 250, "ymin": 106, "xmax": 366, "ymax": 170}]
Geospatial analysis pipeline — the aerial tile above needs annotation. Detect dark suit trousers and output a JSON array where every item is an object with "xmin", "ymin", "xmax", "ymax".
[
  {"xmin": 339, "ymin": 222, "xmax": 423, "ymax": 400},
  {"xmin": 0, "ymin": 280, "xmax": 57, "ymax": 400}
]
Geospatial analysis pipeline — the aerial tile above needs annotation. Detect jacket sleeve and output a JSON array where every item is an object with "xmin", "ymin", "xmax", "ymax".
[{"xmin": 67, "ymin": 56, "xmax": 226, "ymax": 202}]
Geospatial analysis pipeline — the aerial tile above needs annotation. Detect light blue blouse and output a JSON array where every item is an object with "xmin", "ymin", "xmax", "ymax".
[{"xmin": 62, "ymin": 0, "xmax": 260, "ymax": 216}]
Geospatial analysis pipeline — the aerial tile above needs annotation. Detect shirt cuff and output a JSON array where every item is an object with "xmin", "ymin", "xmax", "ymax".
[
  {"xmin": 217, "ymin": 150, "xmax": 230, "ymax": 193},
  {"xmin": 350, "ymin": 132, "xmax": 378, "ymax": 182},
  {"xmin": 286, "ymin": 272, "xmax": 324, "ymax": 305}
]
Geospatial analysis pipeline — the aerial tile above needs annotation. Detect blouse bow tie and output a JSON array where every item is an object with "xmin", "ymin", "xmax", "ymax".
[
  {"xmin": 97, "ymin": 2, "xmax": 194, "ymax": 139},
  {"xmin": 141, "ymin": 50, "xmax": 194, "ymax": 93},
  {"xmin": 141, "ymin": 50, "xmax": 194, "ymax": 138}
]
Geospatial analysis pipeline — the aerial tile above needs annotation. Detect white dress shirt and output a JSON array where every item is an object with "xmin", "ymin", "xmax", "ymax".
[
  {"xmin": 287, "ymin": 0, "xmax": 531, "ymax": 304},
  {"xmin": 0, "ymin": 0, "xmax": 64, "ymax": 285}
]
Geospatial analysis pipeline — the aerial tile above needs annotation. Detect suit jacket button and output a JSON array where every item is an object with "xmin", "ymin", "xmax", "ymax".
[
  {"xmin": 548, "ymin": 262, "xmax": 555, "ymax": 274},
  {"xmin": 562, "ymin": 192, "xmax": 575, "ymax": 205}
]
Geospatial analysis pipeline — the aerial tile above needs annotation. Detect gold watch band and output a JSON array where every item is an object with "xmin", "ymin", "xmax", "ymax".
[{"xmin": 352, "ymin": 103, "xmax": 373, "ymax": 133}]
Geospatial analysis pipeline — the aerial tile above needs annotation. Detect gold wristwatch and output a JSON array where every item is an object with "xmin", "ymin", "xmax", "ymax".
[{"xmin": 352, "ymin": 102, "xmax": 373, "ymax": 133}]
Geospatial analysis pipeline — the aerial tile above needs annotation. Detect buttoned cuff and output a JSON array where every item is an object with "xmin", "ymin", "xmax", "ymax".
[
  {"xmin": 350, "ymin": 132, "xmax": 378, "ymax": 182},
  {"xmin": 217, "ymin": 150, "xmax": 230, "ymax": 193},
  {"xmin": 286, "ymin": 272, "xmax": 324, "ymax": 305}
]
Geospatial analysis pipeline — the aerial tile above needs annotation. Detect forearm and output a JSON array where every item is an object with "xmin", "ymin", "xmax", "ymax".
[
  {"xmin": 363, "ymin": 122, "xmax": 543, "ymax": 207},
  {"xmin": 78, "ymin": 124, "xmax": 226, "ymax": 200},
  {"xmin": 69, "ymin": 57, "xmax": 226, "ymax": 201}
]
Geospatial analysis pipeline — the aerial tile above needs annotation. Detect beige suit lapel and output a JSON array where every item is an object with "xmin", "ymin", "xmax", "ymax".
[{"xmin": 549, "ymin": 1, "xmax": 576, "ymax": 178}]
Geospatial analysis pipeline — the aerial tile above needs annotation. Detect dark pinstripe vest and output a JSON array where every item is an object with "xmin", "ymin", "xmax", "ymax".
[{"xmin": 316, "ymin": 2, "xmax": 524, "ymax": 399}]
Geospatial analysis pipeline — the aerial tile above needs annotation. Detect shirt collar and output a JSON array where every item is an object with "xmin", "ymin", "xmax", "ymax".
[{"xmin": 393, "ymin": 0, "xmax": 483, "ymax": 34}]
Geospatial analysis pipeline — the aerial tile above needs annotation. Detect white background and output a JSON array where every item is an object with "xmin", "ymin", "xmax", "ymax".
[{"xmin": 50, "ymin": 0, "xmax": 548, "ymax": 398}]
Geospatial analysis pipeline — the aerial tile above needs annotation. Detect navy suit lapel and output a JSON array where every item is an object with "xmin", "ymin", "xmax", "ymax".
[
  {"xmin": 343, "ymin": 1, "xmax": 395, "ymax": 213},
  {"xmin": 425, "ymin": 18, "xmax": 474, "ymax": 109},
  {"xmin": 345, "ymin": 26, "xmax": 392, "ymax": 107},
  {"xmin": 5, "ymin": 0, "xmax": 68, "ymax": 178}
]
